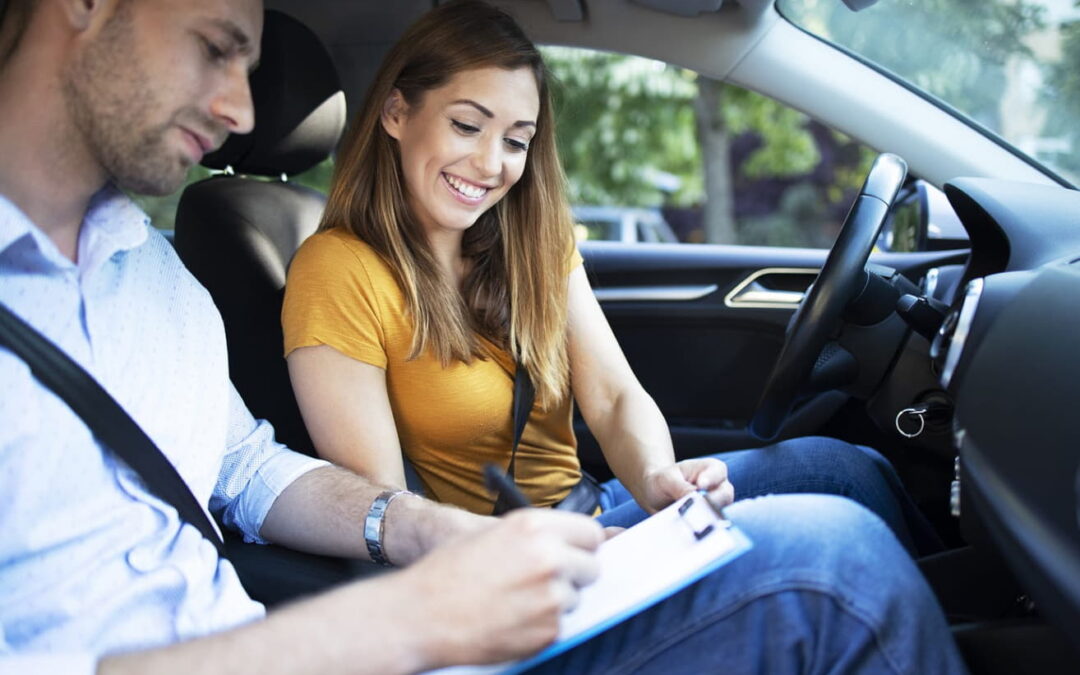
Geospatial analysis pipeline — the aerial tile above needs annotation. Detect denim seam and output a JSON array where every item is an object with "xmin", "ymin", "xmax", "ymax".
[{"xmin": 598, "ymin": 579, "xmax": 908, "ymax": 675}]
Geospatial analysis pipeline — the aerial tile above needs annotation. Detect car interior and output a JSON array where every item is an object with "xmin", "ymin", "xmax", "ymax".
[{"xmin": 116, "ymin": 0, "xmax": 1080, "ymax": 671}]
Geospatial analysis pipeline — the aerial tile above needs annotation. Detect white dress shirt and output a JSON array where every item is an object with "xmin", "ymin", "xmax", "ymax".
[{"xmin": 0, "ymin": 187, "xmax": 327, "ymax": 674}]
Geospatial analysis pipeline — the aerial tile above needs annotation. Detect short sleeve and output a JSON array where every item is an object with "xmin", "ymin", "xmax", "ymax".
[{"xmin": 282, "ymin": 231, "xmax": 389, "ymax": 368}]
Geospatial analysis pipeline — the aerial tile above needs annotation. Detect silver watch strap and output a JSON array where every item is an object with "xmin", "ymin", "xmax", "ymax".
[{"xmin": 364, "ymin": 490, "xmax": 410, "ymax": 566}]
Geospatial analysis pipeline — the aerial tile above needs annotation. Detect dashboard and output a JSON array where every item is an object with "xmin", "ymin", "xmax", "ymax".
[{"xmin": 931, "ymin": 177, "xmax": 1080, "ymax": 648}]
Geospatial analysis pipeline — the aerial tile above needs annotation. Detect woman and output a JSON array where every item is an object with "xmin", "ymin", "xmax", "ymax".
[{"xmin": 281, "ymin": 0, "xmax": 938, "ymax": 553}]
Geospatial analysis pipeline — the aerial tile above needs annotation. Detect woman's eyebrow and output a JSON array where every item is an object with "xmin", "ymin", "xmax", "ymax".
[{"xmin": 450, "ymin": 99, "xmax": 536, "ymax": 128}]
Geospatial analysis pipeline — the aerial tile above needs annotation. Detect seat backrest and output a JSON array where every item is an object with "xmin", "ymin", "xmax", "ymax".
[{"xmin": 175, "ymin": 10, "xmax": 346, "ymax": 456}]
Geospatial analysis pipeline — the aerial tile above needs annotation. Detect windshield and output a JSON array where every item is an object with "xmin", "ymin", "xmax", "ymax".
[{"xmin": 777, "ymin": 0, "xmax": 1080, "ymax": 186}]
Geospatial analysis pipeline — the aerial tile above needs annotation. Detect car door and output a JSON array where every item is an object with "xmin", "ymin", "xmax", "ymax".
[{"xmin": 575, "ymin": 240, "xmax": 965, "ymax": 476}]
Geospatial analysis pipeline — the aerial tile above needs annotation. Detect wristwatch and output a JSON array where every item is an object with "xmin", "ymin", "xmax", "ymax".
[{"xmin": 364, "ymin": 490, "xmax": 411, "ymax": 566}]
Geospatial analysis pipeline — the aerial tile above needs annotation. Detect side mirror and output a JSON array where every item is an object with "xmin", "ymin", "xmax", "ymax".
[{"xmin": 878, "ymin": 179, "xmax": 969, "ymax": 252}]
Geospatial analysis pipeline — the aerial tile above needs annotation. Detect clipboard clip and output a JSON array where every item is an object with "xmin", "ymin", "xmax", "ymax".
[{"xmin": 677, "ymin": 492, "xmax": 731, "ymax": 541}]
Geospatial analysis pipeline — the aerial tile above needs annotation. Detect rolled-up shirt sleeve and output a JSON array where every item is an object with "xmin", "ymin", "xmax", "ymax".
[{"xmin": 210, "ymin": 384, "xmax": 328, "ymax": 544}]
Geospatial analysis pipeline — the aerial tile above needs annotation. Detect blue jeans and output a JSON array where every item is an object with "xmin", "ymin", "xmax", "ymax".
[
  {"xmin": 595, "ymin": 436, "xmax": 943, "ymax": 556},
  {"xmin": 532, "ymin": 494, "xmax": 967, "ymax": 674}
]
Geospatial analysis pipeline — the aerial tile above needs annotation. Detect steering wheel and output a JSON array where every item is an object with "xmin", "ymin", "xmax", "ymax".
[{"xmin": 749, "ymin": 153, "xmax": 908, "ymax": 441}]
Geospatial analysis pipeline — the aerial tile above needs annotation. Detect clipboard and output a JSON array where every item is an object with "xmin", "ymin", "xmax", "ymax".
[{"xmin": 427, "ymin": 492, "xmax": 753, "ymax": 675}]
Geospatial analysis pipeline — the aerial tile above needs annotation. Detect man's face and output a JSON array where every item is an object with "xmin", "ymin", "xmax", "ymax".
[{"xmin": 62, "ymin": 0, "xmax": 262, "ymax": 196}]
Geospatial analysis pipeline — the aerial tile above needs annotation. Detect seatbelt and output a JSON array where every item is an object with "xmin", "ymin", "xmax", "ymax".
[
  {"xmin": 492, "ymin": 363, "xmax": 536, "ymax": 516},
  {"xmin": 491, "ymin": 362, "xmax": 603, "ymax": 516},
  {"xmin": 0, "ymin": 301, "xmax": 228, "ymax": 558}
]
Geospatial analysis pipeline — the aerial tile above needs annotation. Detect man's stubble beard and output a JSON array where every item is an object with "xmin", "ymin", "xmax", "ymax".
[{"xmin": 61, "ymin": 3, "xmax": 193, "ymax": 197}]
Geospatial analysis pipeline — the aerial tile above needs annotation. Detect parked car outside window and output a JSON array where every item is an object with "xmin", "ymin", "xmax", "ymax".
[{"xmin": 572, "ymin": 205, "xmax": 679, "ymax": 243}]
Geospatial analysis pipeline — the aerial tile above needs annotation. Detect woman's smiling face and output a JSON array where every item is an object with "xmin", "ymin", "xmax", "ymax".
[{"xmin": 381, "ymin": 66, "xmax": 540, "ymax": 239}]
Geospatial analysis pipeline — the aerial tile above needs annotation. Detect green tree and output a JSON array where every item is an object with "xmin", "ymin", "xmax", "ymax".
[
  {"xmin": 546, "ymin": 0, "xmax": 1046, "ymax": 246},
  {"xmin": 544, "ymin": 47, "xmax": 701, "ymax": 208},
  {"xmin": 129, "ymin": 166, "xmax": 214, "ymax": 231},
  {"xmin": 781, "ymin": 0, "xmax": 1044, "ymax": 131},
  {"xmin": 695, "ymin": 76, "xmax": 736, "ymax": 243},
  {"xmin": 1045, "ymin": 6, "xmax": 1080, "ymax": 176},
  {"xmin": 696, "ymin": 76, "xmax": 825, "ymax": 244},
  {"xmin": 544, "ymin": 47, "xmax": 827, "ymax": 244}
]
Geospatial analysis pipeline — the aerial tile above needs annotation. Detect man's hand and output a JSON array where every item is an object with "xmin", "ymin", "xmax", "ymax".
[
  {"xmin": 98, "ymin": 510, "xmax": 603, "ymax": 675},
  {"xmin": 640, "ymin": 458, "xmax": 734, "ymax": 514},
  {"xmin": 390, "ymin": 509, "xmax": 604, "ymax": 668}
]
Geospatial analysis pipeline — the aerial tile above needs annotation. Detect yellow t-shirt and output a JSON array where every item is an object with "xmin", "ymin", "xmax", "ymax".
[{"xmin": 282, "ymin": 228, "xmax": 582, "ymax": 514}]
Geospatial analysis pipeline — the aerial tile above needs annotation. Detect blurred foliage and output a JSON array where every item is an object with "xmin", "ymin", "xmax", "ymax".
[
  {"xmin": 888, "ymin": 196, "xmax": 923, "ymax": 253},
  {"xmin": 134, "ymin": 0, "xmax": 1067, "ymax": 248},
  {"xmin": 544, "ymin": 48, "xmax": 701, "ymax": 207},
  {"xmin": 780, "ymin": 0, "xmax": 1044, "ymax": 132},
  {"xmin": 546, "ymin": 0, "xmax": 1056, "ymax": 246},
  {"xmin": 786, "ymin": 0, "xmax": 1080, "ymax": 184},
  {"xmin": 781, "ymin": 0, "xmax": 1080, "ymax": 189},
  {"xmin": 544, "ymin": 46, "xmax": 830, "ymax": 208},
  {"xmin": 1045, "ymin": 5, "xmax": 1080, "ymax": 176},
  {"xmin": 544, "ymin": 46, "xmax": 875, "ymax": 247},
  {"xmin": 723, "ymin": 87, "xmax": 821, "ymax": 179},
  {"xmin": 290, "ymin": 157, "xmax": 336, "ymax": 194},
  {"xmin": 129, "ymin": 166, "xmax": 213, "ymax": 231}
]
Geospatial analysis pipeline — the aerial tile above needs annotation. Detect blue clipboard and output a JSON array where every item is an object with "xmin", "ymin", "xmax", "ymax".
[{"xmin": 429, "ymin": 493, "xmax": 752, "ymax": 675}]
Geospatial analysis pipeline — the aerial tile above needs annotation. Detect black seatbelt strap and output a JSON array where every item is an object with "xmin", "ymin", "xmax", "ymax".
[
  {"xmin": 492, "ymin": 362, "xmax": 535, "ymax": 516},
  {"xmin": 0, "ymin": 301, "xmax": 227, "ymax": 558}
]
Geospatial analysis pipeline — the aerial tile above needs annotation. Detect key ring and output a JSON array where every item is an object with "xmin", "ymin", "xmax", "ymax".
[{"xmin": 895, "ymin": 406, "xmax": 927, "ymax": 438}]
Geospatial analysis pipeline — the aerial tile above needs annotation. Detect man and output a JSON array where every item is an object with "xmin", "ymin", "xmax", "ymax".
[{"xmin": 0, "ymin": 1, "xmax": 967, "ymax": 673}]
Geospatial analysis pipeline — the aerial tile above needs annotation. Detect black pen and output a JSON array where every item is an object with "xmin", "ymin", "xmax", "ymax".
[{"xmin": 483, "ymin": 463, "xmax": 532, "ymax": 510}]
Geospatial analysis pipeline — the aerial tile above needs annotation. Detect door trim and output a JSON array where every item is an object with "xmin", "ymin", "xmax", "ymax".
[{"xmin": 723, "ymin": 267, "xmax": 819, "ymax": 310}]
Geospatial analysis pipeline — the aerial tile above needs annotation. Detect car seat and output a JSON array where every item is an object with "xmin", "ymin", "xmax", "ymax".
[
  {"xmin": 175, "ymin": 9, "xmax": 345, "ymax": 459},
  {"xmin": 174, "ymin": 10, "xmax": 381, "ymax": 605}
]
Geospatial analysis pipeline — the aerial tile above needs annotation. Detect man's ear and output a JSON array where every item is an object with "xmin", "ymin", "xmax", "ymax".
[
  {"xmin": 58, "ymin": 0, "xmax": 110, "ymax": 32},
  {"xmin": 380, "ymin": 89, "xmax": 407, "ymax": 140}
]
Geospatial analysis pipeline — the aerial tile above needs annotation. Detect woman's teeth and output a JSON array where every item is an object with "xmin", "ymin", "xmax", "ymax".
[{"xmin": 445, "ymin": 173, "xmax": 488, "ymax": 199}]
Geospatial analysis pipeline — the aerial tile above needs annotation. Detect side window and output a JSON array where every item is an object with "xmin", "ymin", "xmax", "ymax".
[{"xmin": 543, "ymin": 46, "xmax": 878, "ymax": 248}]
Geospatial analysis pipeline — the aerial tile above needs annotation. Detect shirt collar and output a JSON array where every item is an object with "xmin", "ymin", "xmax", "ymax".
[{"xmin": 0, "ymin": 184, "xmax": 150, "ymax": 272}]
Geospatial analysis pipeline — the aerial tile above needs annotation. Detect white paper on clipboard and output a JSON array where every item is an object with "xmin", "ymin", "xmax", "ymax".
[{"xmin": 427, "ymin": 492, "xmax": 752, "ymax": 675}]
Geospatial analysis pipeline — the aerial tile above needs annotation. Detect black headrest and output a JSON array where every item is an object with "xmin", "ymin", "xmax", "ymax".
[{"xmin": 202, "ymin": 10, "xmax": 346, "ymax": 176}]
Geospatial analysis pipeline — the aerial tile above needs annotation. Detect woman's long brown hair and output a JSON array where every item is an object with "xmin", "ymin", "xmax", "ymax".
[{"xmin": 319, "ymin": 0, "xmax": 575, "ymax": 408}]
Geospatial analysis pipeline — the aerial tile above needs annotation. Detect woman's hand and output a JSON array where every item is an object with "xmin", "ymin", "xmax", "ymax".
[
  {"xmin": 640, "ymin": 458, "xmax": 735, "ymax": 514},
  {"xmin": 564, "ymin": 268, "xmax": 734, "ymax": 516}
]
